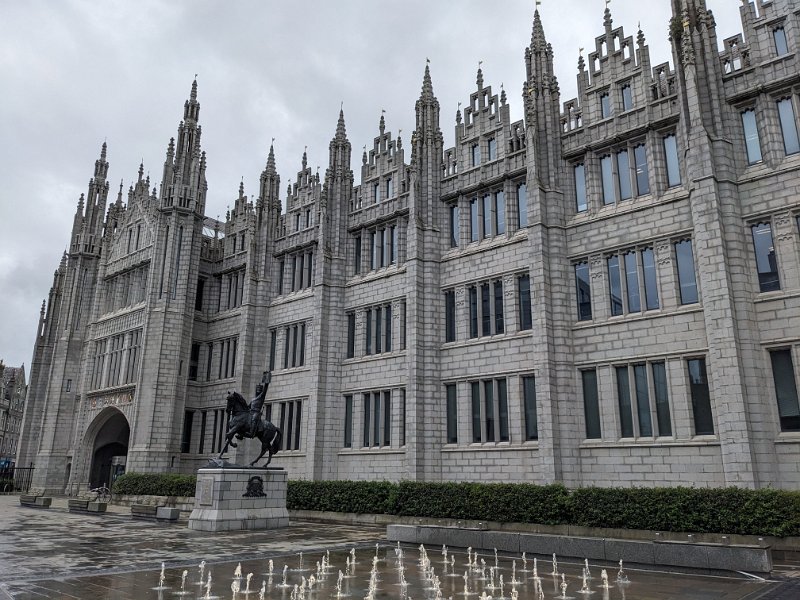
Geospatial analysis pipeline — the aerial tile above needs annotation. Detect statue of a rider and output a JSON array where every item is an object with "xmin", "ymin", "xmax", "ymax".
[{"xmin": 248, "ymin": 370, "xmax": 271, "ymax": 437}]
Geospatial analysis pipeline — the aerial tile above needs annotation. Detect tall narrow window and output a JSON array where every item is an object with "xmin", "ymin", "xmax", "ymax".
[
  {"xmin": 664, "ymin": 134, "xmax": 681, "ymax": 187},
  {"xmin": 346, "ymin": 312, "xmax": 356, "ymax": 358},
  {"xmin": 777, "ymin": 98, "xmax": 800, "ymax": 155},
  {"xmin": 752, "ymin": 222, "xmax": 780, "ymax": 292},
  {"xmin": 269, "ymin": 330, "xmax": 277, "ymax": 370},
  {"xmin": 634, "ymin": 145, "xmax": 650, "ymax": 195},
  {"xmin": 582, "ymin": 370, "xmax": 601, "ymax": 439},
  {"xmin": 374, "ymin": 182, "xmax": 380, "ymax": 203},
  {"xmin": 391, "ymin": 226, "xmax": 397, "ymax": 264},
  {"xmin": 495, "ymin": 191, "xmax": 506, "ymax": 235},
  {"xmin": 386, "ymin": 177, "xmax": 394, "ymax": 198},
  {"xmin": 523, "ymin": 376, "xmax": 538, "ymax": 440},
  {"xmin": 652, "ymin": 361, "xmax": 672, "ymax": 436},
  {"xmin": 608, "ymin": 255, "xmax": 623, "ymax": 316},
  {"xmin": 641, "ymin": 247, "xmax": 659, "ymax": 310},
  {"xmin": 484, "ymin": 380, "xmax": 495, "ymax": 442},
  {"xmin": 278, "ymin": 259, "xmax": 285, "ymax": 294},
  {"xmin": 180, "ymin": 411, "xmax": 194, "ymax": 453},
  {"xmin": 601, "ymin": 155, "xmax": 615, "ymax": 205},
  {"xmin": 470, "ymin": 199, "xmax": 479, "ymax": 242},
  {"xmin": 634, "ymin": 364, "xmax": 653, "ymax": 437},
  {"xmin": 469, "ymin": 286, "xmax": 478, "ymax": 338},
  {"xmin": 769, "ymin": 349, "xmax": 800, "ymax": 432},
  {"xmin": 445, "ymin": 290, "xmax": 456, "ymax": 342},
  {"xmin": 365, "ymin": 309, "xmax": 372, "ymax": 355},
  {"xmin": 471, "ymin": 143, "xmax": 481, "ymax": 167},
  {"xmin": 375, "ymin": 306, "xmax": 382, "ymax": 354},
  {"xmin": 488, "ymin": 138, "xmax": 497, "ymax": 161},
  {"xmin": 384, "ymin": 304, "xmax": 392, "ymax": 352},
  {"xmin": 283, "ymin": 328, "xmax": 290, "ymax": 368},
  {"xmin": 363, "ymin": 394, "xmax": 371, "ymax": 447},
  {"xmin": 517, "ymin": 183, "xmax": 528, "ymax": 227},
  {"xmin": 687, "ymin": 358, "xmax": 714, "ymax": 435},
  {"xmin": 471, "ymin": 381, "xmax": 481, "ymax": 443},
  {"xmin": 616, "ymin": 366, "xmax": 634, "ymax": 437},
  {"xmin": 480, "ymin": 283, "xmax": 491, "ymax": 336},
  {"xmin": 482, "ymin": 195, "xmax": 491, "ymax": 239},
  {"xmin": 189, "ymin": 343, "xmax": 200, "ymax": 381},
  {"xmin": 344, "ymin": 395, "xmax": 353, "ymax": 447},
  {"xmin": 774, "ymin": 27, "xmax": 789, "ymax": 56},
  {"xmin": 354, "ymin": 236, "xmax": 362, "ymax": 274},
  {"xmin": 369, "ymin": 232, "xmax": 376, "ymax": 270},
  {"xmin": 600, "ymin": 93, "xmax": 612, "ymax": 118},
  {"xmin": 621, "ymin": 84, "xmax": 633, "ymax": 111},
  {"xmin": 383, "ymin": 391, "xmax": 391, "ymax": 446},
  {"xmin": 575, "ymin": 262, "xmax": 592, "ymax": 321},
  {"xmin": 574, "ymin": 164, "xmax": 587, "ymax": 212},
  {"xmin": 617, "ymin": 150, "xmax": 632, "ymax": 200},
  {"xmin": 741, "ymin": 110, "xmax": 762, "ymax": 164},
  {"xmin": 449, "ymin": 204, "xmax": 460, "ymax": 248},
  {"xmin": 675, "ymin": 240, "xmax": 698, "ymax": 304},
  {"xmin": 494, "ymin": 280, "xmax": 504, "ymax": 334},
  {"xmin": 624, "ymin": 251, "xmax": 641, "ymax": 312},
  {"xmin": 498, "ymin": 379, "xmax": 509, "ymax": 442},
  {"xmin": 446, "ymin": 384, "xmax": 458, "ymax": 444},
  {"xmin": 400, "ymin": 389, "xmax": 406, "ymax": 446},
  {"xmin": 518, "ymin": 274, "xmax": 532, "ymax": 331}
]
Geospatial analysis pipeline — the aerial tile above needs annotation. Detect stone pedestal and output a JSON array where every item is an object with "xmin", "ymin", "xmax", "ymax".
[{"xmin": 188, "ymin": 467, "xmax": 289, "ymax": 532}]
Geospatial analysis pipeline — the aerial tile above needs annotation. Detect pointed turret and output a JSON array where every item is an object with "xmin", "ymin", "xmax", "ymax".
[
  {"xmin": 411, "ymin": 62, "xmax": 443, "ymax": 228},
  {"xmin": 531, "ymin": 9, "xmax": 547, "ymax": 53}
]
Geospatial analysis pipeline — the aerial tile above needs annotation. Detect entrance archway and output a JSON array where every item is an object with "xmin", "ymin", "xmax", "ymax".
[{"xmin": 88, "ymin": 409, "xmax": 130, "ymax": 489}]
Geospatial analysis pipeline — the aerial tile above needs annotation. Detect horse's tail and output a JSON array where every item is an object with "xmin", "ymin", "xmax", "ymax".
[{"xmin": 270, "ymin": 429, "xmax": 283, "ymax": 455}]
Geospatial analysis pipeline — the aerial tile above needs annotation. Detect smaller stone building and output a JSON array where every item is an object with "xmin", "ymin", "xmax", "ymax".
[{"xmin": 0, "ymin": 363, "xmax": 26, "ymax": 467}]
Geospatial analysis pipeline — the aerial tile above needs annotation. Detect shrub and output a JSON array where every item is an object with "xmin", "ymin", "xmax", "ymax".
[
  {"xmin": 287, "ymin": 479, "xmax": 398, "ymax": 514},
  {"xmin": 112, "ymin": 472, "xmax": 197, "ymax": 497}
]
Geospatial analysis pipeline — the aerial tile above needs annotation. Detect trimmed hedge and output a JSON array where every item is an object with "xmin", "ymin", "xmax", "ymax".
[
  {"xmin": 113, "ymin": 473, "xmax": 800, "ymax": 537},
  {"xmin": 112, "ymin": 472, "xmax": 197, "ymax": 497}
]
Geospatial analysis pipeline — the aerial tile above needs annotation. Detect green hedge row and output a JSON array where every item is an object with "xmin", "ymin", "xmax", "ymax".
[
  {"xmin": 112, "ymin": 474, "xmax": 800, "ymax": 537},
  {"xmin": 112, "ymin": 472, "xmax": 197, "ymax": 497}
]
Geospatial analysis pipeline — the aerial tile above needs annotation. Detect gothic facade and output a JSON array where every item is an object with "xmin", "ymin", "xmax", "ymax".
[
  {"xmin": 19, "ymin": 0, "xmax": 800, "ymax": 494},
  {"xmin": 1, "ymin": 363, "xmax": 26, "ymax": 467}
]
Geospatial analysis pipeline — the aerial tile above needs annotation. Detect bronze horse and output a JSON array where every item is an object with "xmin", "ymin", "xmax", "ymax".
[{"xmin": 218, "ymin": 375, "xmax": 282, "ymax": 467}]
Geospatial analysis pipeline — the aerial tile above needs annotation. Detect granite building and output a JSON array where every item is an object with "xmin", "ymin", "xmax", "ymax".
[
  {"xmin": 0, "ymin": 363, "xmax": 26, "ymax": 468},
  {"xmin": 19, "ymin": 0, "xmax": 800, "ymax": 494}
]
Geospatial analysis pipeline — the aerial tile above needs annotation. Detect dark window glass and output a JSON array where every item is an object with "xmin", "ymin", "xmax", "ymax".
[
  {"xmin": 774, "ymin": 27, "xmax": 789, "ymax": 56},
  {"xmin": 195, "ymin": 278, "xmax": 205, "ymax": 311},
  {"xmin": 664, "ymin": 134, "xmax": 681, "ymax": 186},
  {"xmin": 675, "ymin": 240, "xmax": 698, "ymax": 304},
  {"xmin": 472, "ymin": 144, "xmax": 481, "ymax": 167},
  {"xmin": 385, "ymin": 304, "xmax": 392, "ymax": 352},
  {"xmin": 494, "ymin": 280, "xmax": 504, "ymax": 334},
  {"xmin": 445, "ymin": 291, "xmax": 456, "ymax": 342},
  {"xmin": 634, "ymin": 364, "xmax": 653, "ymax": 437},
  {"xmin": 484, "ymin": 380, "xmax": 495, "ymax": 442},
  {"xmin": 518, "ymin": 274, "xmax": 532, "ymax": 331},
  {"xmin": 616, "ymin": 366, "xmax": 634, "ymax": 437},
  {"xmin": 634, "ymin": 145, "xmax": 650, "ymax": 195},
  {"xmin": 450, "ymin": 205, "xmax": 460, "ymax": 247},
  {"xmin": 617, "ymin": 150, "xmax": 632, "ymax": 200},
  {"xmin": 383, "ymin": 391, "xmax": 391, "ymax": 446},
  {"xmin": 770, "ymin": 349, "xmax": 800, "ymax": 432},
  {"xmin": 471, "ymin": 381, "xmax": 482, "ymax": 443},
  {"xmin": 575, "ymin": 262, "xmax": 592, "ymax": 320},
  {"xmin": 283, "ymin": 328, "xmax": 290, "ymax": 369},
  {"xmin": 600, "ymin": 93, "xmax": 612, "ymax": 118},
  {"xmin": 269, "ymin": 330, "xmax": 277, "ymax": 370},
  {"xmin": 575, "ymin": 165, "xmax": 587, "ymax": 212},
  {"xmin": 470, "ymin": 199, "xmax": 479, "ymax": 242},
  {"xmin": 278, "ymin": 260, "xmax": 285, "ymax": 294},
  {"xmin": 741, "ymin": 110, "xmax": 762, "ymax": 164},
  {"xmin": 354, "ymin": 236, "xmax": 362, "ymax": 274},
  {"xmin": 518, "ymin": 183, "xmax": 528, "ymax": 227},
  {"xmin": 375, "ymin": 307, "xmax": 382, "ymax": 354},
  {"xmin": 641, "ymin": 248, "xmax": 659, "ymax": 310},
  {"xmin": 481, "ymin": 283, "xmax": 491, "ymax": 336},
  {"xmin": 369, "ymin": 232, "xmax": 376, "ymax": 270},
  {"xmin": 198, "ymin": 410, "xmax": 207, "ymax": 454},
  {"xmin": 621, "ymin": 85, "xmax": 633, "ymax": 111},
  {"xmin": 608, "ymin": 255, "xmax": 623, "ymax": 316},
  {"xmin": 189, "ymin": 343, "xmax": 200, "ymax": 381},
  {"xmin": 347, "ymin": 313, "xmax": 355, "ymax": 359},
  {"xmin": 365, "ymin": 309, "xmax": 372, "ymax": 355},
  {"xmin": 498, "ymin": 379, "xmax": 509, "ymax": 442},
  {"xmin": 400, "ymin": 389, "xmax": 406, "ymax": 446},
  {"xmin": 601, "ymin": 155, "xmax": 615, "ymax": 204},
  {"xmin": 488, "ymin": 138, "xmax": 497, "ymax": 160},
  {"xmin": 446, "ymin": 384, "xmax": 458, "ymax": 444},
  {"xmin": 483, "ymin": 195, "xmax": 492, "ymax": 238},
  {"xmin": 652, "ymin": 362, "xmax": 672, "ymax": 436},
  {"xmin": 180, "ymin": 410, "xmax": 194, "ymax": 453},
  {"xmin": 687, "ymin": 358, "xmax": 714, "ymax": 435},
  {"xmin": 344, "ymin": 395, "xmax": 353, "ymax": 448},
  {"xmin": 469, "ymin": 286, "xmax": 478, "ymax": 338},
  {"xmin": 523, "ymin": 376, "xmax": 538, "ymax": 440},
  {"xmin": 496, "ymin": 191, "xmax": 506, "ymax": 235},
  {"xmin": 363, "ymin": 394, "xmax": 371, "ymax": 446},
  {"xmin": 582, "ymin": 370, "xmax": 602, "ymax": 439},
  {"xmin": 624, "ymin": 251, "xmax": 641, "ymax": 312},
  {"xmin": 778, "ymin": 99, "xmax": 800, "ymax": 155},
  {"xmin": 752, "ymin": 222, "xmax": 780, "ymax": 292}
]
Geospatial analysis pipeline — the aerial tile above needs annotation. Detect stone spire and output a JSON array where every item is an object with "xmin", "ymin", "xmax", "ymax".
[
  {"xmin": 336, "ymin": 108, "xmax": 347, "ymax": 141},
  {"xmin": 420, "ymin": 63, "xmax": 435, "ymax": 103}
]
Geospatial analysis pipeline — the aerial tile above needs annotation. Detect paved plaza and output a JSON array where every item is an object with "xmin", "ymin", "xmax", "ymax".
[{"xmin": 2, "ymin": 495, "xmax": 800, "ymax": 599}]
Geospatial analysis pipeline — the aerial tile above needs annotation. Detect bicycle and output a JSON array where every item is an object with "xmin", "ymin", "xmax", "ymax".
[{"xmin": 89, "ymin": 486, "xmax": 112, "ymax": 503}]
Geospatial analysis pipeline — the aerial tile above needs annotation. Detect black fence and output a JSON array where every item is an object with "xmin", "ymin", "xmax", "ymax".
[{"xmin": 0, "ymin": 467, "xmax": 34, "ymax": 493}]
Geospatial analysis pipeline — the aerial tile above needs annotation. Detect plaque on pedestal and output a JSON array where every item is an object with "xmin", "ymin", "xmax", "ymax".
[{"xmin": 188, "ymin": 466, "xmax": 289, "ymax": 532}]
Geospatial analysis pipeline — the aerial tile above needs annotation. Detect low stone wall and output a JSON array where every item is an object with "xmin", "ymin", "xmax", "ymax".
[{"xmin": 114, "ymin": 494, "xmax": 194, "ymax": 512}]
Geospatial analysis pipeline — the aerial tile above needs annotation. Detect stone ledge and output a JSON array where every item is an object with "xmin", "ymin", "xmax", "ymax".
[
  {"xmin": 19, "ymin": 495, "xmax": 52, "ymax": 508},
  {"xmin": 68, "ymin": 499, "xmax": 107, "ymax": 514}
]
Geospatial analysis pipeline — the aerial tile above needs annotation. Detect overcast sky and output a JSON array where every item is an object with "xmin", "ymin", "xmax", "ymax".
[{"xmin": 0, "ymin": 0, "xmax": 742, "ymax": 370}]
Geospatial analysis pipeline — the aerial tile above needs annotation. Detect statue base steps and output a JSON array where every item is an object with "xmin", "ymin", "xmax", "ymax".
[{"xmin": 188, "ymin": 467, "xmax": 289, "ymax": 532}]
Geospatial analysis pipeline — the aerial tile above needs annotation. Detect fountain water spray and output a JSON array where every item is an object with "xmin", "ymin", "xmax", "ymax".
[
  {"xmin": 559, "ymin": 573, "xmax": 568, "ymax": 599},
  {"xmin": 462, "ymin": 570, "xmax": 470, "ymax": 596},
  {"xmin": 231, "ymin": 579, "xmax": 241, "ymax": 598},
  {"xmin": 494, "ymin": 548, "xmax": 499, "ymax": 571},
  {"xmin": 259, "ymin": 580, "xmax": 266, "ymax": 600},
  {"xmin": 601, "ymin": 569, "xmax": 609, "ymax": 589},
  {"xmin": 280, "ymin": 565, "xmax": 289, "ymax": 588},
  {"xmin": 617, "ymin": 559, "xmax": 629, "ymax": 583},
  {"xmin": 156, "ymin": 562, "xmax": 166, "ymax": 590},
  {"xmin": 336, "ymin": 570, "xmax": 344, "ymax": 596},
  {"xmin": 552, "ymin": 553, "xmax": 559, "ymax": 576},
  {"xmin": 584, "ymin": 558, "xmax": 592, "ymax": 580},
  {"xmin": 235, "ymin": 563, "xmax": 243, "ymax": 580},
  {"xmin": 499, "ymin": 574, "xmax": 505, "ymax": 598},
  {"xmin": 180, "ymin": 570, "xmax": 188, "ymax": 594},
  {"xmin": 198, "ymin": 560, "xmax": 206, "ymax": 586},
  {"xmin": 204, "ymin": 572, "xmax": 213, "ymax": 600},
  {"xmin": 579, "ymin": 570, "xmax": 591, "ymax": 594},
  {"xmin": 522, "ymin": 552, "xmax": 528, "ymax": 572},
  {"xmin": 244, "ymin": 573, "xmax": 253, "ymax": 594},
  {"xmin": 511, "ymin": 560, "xmax": 518, "ymax": 585},
  {"xmin": 466, "ymin": 547, "xmax": 473, "ymax": 567},
  {"xmin": 268, "ymin": 559, "xmax": 274, "ymax": 578}
]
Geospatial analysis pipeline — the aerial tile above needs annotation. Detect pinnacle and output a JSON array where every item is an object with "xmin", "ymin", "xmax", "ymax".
[
  {"xmin": 420, "ymin": 63, "xmax": 435, "ymax": 102},
  {"xmin": 531, "ymin": 9, "xmax": 547, "ymax": 51},
  {"xmin": 336, "ymin": 109, "xmax": 347, "ymax": 140},
  {"xmin": 190, "ymin": 78, "xmax": 198, "ymax": 101},
  {"xmin": 265, "ymin": 143, "xmax": 276, "ymax": 174},
  {"xmin": 476, "ymin": 67, "xmax": 484, "ymax": 89},
  {"xmin": 604, "ymin": 6, "xmax": 613, "ymax": 29}
]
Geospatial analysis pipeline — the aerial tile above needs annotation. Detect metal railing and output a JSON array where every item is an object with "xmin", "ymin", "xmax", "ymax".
[{"xmin": 0, "ymin": 466, "xmax": 34, "ymax": 493}]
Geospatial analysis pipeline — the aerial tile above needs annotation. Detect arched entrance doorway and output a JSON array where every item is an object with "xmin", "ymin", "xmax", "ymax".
[{"xmin": 88, "ymin": 409, "xmax": 130, "ymax": 489}]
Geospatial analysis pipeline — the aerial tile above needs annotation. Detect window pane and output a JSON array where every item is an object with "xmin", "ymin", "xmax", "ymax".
[
  {"xmin": 634, "ymin": 145, "xmax": 650, "ymax": 195},
  {"xmin": 472, "ymin": 144, "xmax": 481, "ymax": 166},
  {"xmin": 640, "ymin": 248, "xmax": 659, "ymax": 310},
  {"xmin": 450, "ymin": 205, "xmax": 460, "ymax": 247},
  {"xmin": 483, "ymin": 195, "xmax": 492, "ymax": 238},
  {"xmin": 344, "ymin": 395, "xmax": 353, "ymax": 447},
  {"xmin": 471, "ymin": 382, "xmax": 482, "ymax": 443},
  {"xmin": 774, "ymin": 27, "xmax": 789, "ymax": 56},
  {"xmin": 752, "ymin": 223, "xmax": 780, "ymax": 292},
  {"xmin": 446, "ymin": 384, "xmax": 458, "ymax": 443},
  {"xmin": 624, "ymin": 251, "xmax": 641, "ymax": 312},
  {"xmin": 608, "ymin": 255, "xmax": 623, "ymax": 316},
  {"xmin": 518, "ymin": 183, "xmax": 528, "ymax": 227},
  {"xmin": 495, "ymin": 191, "xmax": 506, "ymax": 235},
  {"xmin": 575, "ymin": 262, "xmax": 592, "ymax": 320},
  {"xmin": 675, "ymin": 240, "xmax": 698, "ymax": 304},
  {"xmin": 469, "ymin": 287, "xmax": 478, "ymax": 338},
  {"xmin": 575, "ymin": 164, "xmax": 587, "ymax": 212},
  {"xmin": 582, "ymin": 370, "xmax": 602, "ymax": 439},
  {"xmin": 354, "ymin": 237, "xmax": 361, "ymax": 274},
  {"xmin": 445, "ymin": 290, "xmax": 456, "ymax": 342},
  {"xmin": 484, "ymin": 380, "xmax": 495, "ymax": 442},
  {"xmin": 347, "ymin": 313, "xmax": 355, "ymax": 358},
  {"xmin": 778, "ymin": 99, "xmax": 800, "ymax": 155},
  {"xmin": 523, "ymin": 376, "xmax": 538, "ymax": 440},
  {"xmin": 518, "ymin": 274, "xmax": 532, "ymax": 331},
  {"xmin": 481, "ymin": 283, "xmax": 491, "ymax": 336},
  {"xmin": 488, "ymin": 138, "xmax": 497, "ymax": 161},
  {"xmin": 373, "ymin": 393, "xmax": 381, "ymax": 446},
  {"xmin": 365, "ymin": 309, "xmax": 372, "ymax": 355},
  {"xmin": 770, "ymin": 350, "xmax": 800, "ymax": 431},
  {"xmin": 634, "ymin": 364, "xmax": 653, "ymax": 437},
  {"xmin": 652, "ymin": 362, "xmax": 672, "ymax": 436},
  {"xmin": 470, "ymin": 199, "xmax": 479, "ymax": 242},
  {"xmin": 688, "ymin": 359, "xmax": 714, "ymax": 435},
  {"xmin": 383, "ymin": 391, "xmax": 391, "ymax": 446},
  {"xmin": 601, "ymin": 155, "xmax": 615, "ymax": 204},
  {"xmin": 375, "ymin": 307, "xmax": 382, "ymax": 353},
  {"xmin": 494, "ymin": 280, "xmax": 504, "ymax": 334},
  {"xmin": 741, "ymin": 110, "xmax": 762, "ymax": 164},
  {"xmin": 384, "ymin": 304, "xmax": 392, "ymax": 352},
  {"xmin": 363, "ymin": 394, "xmax": 371, "ymax": 446},
  {"xmin": 498, "ymin": 379, "xmax": 509, "ymax": 442},
  {"xmin": 622, "ymin": 85, "xmax": 633, "ymax": 111},
  {"xmin": 617, "ymin": 150, "xmax": 632, "ymax": 200},
  {"xmin": 616, "ymin": 366, "xmax": 634, "ymax": 437},
  {"xmin": 664, "ymin": 134, "xmax": 681, "ymax": 187},
  {"xmin": 601, "ymin": 93, "xmax": 612, "ymax": 118}
]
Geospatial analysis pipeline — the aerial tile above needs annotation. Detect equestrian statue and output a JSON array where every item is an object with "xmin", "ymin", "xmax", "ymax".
[{"xmin": 217, "ymin": 371, "xmax": 282, "ymax": 467}]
